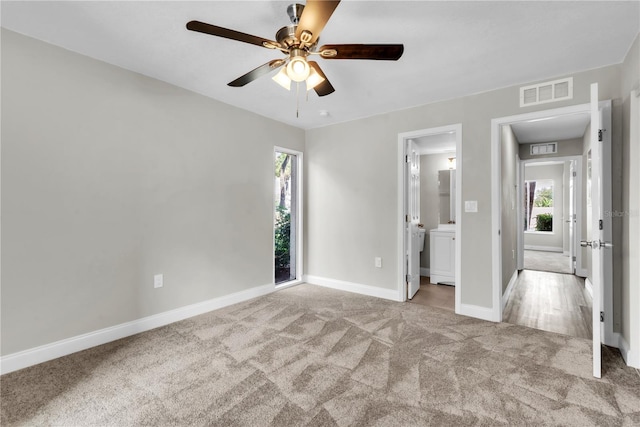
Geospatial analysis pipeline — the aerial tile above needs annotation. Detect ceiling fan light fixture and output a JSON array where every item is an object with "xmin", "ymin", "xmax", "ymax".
[
  {"xmin": 286, "ymin": 49, "xmax": 310, "ymax": 82},
  {"xmin": 272, "ymin": 67, "xmax": 292, "ymax": 90},
  {"xmin": 305, "ymin": 66, "xmax": 325, "ymax": 91}
]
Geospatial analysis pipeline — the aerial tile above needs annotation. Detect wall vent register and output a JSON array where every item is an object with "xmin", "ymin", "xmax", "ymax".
[
  {"xmin": 520, "ymin": 77, "xmax": 573, "ymax": 107},
  {"xmin": 530, "ymin": 142, "xmax": 558, "ymax": 155}
]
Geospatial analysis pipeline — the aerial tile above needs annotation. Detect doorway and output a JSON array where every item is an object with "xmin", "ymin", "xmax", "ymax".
[
  {"xmin": 274, "ymin": 147, "xmax": 303, "ymax": 286},
  {"xmin": 506, "ymin": 154, "xmax": 589, "ymax": 338},
  {"xmin": 491, "ymin": 92, "xmax": 613, "ymax": 377},
  {"xmin": 520, "ymin": 157, "xmax": 583, "ymax": 276},
  {"xmin": 397, "ymin": 124, "xmax": 462, "ymax": 313}
]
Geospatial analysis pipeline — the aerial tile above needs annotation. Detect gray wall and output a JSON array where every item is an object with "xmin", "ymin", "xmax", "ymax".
[
  {"xmin": 419, "ymin": 153, "xmax": 452, "ymax": 269},
  {"xmin": 501, "ymin": 125, "xmax": 519, "ymax": 292},
  {"xmin": 305, "ymin": 62, "xmax": 623, "ymax": 311},
  {"xmin": 620, "ymin": 33, "xmax": 640, "ymax": 359},
  {"xmin": 1, "ymin": 30, "xmax": 305, "ymax": 355},
  {"xmin": 523, "ymin": 163, "xmax": 565, "ymax": 250}
]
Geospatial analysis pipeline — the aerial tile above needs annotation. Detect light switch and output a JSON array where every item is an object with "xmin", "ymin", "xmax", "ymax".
[
  {"xmin": 154, "ymin": 274, "xmax": 163, "ymax": 288},
  {"xmin": 465, "ymin": 200, "xmax": 478, "ymax": 213}
]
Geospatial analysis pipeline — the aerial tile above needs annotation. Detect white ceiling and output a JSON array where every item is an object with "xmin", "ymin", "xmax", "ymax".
[
  {"xmin": 510, "ymin": 112, "xmax": 592, "ymax": 144},
  {"xmin": 2, "ymin": 1, "xmax": 638, "ymax": 130}
]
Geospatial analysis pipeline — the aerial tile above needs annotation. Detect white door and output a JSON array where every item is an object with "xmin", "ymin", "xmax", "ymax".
[
  {"xmin": 586, "ymin": 82, "xmax": 613, "ymax": 378},
  {"xmin": 406, "ymin": 140, "xmax": 421, "ymax": 299},
  {"xmin": 569, "ymin": 160, "xmax": 576, "ymax": 273}
]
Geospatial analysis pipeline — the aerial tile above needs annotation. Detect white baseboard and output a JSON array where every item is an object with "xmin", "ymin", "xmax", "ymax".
[
  {"xmin": 457, "ymin": 303, "xmax": 496, "ymax": 322},
  {"xmin": 502, "ymin": 270, "xmax": 519, "ymax": 311},
  {"xmin": 0, "ymin": 283, "xmax": 275, "ymax": 375},
  {"xmin": 303, "ymin": 275, "xmax": 400, "ymax": 302},
  {"xmin": 576, "ymin": 268, "xmax": 588, "ymax": 278},
  {"xmin": 617, "ymin": 333, "xmax": 639, "ymax": 368},
  {"xmin": 420, "ymin": 268, "xmax": 430, "ymax": 277},
  {"xmin": 524, "ymin": 245, "xmax": 563, "ymax": 253},
  {"xmin": 585, "ymin": 277, "xmax": 593, "ymax": 298},
  {"xmin": 615, "ymin": 333, "xmax": 628, "ymax": 363}
]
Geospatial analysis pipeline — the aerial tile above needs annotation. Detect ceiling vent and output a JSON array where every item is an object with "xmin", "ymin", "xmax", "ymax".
[
  {"xmin": 530, "ymin": 142, "xmax": 558, "ymax": 155},
  {"xmin": 520, "ymin": 77, "xmax": 573, "ymax": 107}
]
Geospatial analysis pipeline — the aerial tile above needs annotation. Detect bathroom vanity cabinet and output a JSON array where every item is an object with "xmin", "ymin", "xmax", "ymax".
[{"xmin": 429, "ymin": 229, "xmax": 455, "ymax": 285}]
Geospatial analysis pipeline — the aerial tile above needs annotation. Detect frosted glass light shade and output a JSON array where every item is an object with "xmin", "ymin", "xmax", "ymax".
[
  {"xmin": 272, "ymin": 67, "xmax": 291, "ymax": 90},
  {"xmin": 305, "ymin": 67, "xmax": 325, "ymax": 91},
  {"xmin": 286, "ymin": 57, "xmax": 310, "ymax": 82}
]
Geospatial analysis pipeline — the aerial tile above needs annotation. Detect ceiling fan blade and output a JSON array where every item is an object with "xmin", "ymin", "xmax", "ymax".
[
  {"xmin": 186, "ymin": 20, "xmax": 279, "ymax": 50},
  {"xmin": 228, "ymin": 59, "xmax": 286, "ymax": 87},
  {"xmin": 319, "ymin": 44, "xmax": 404, "ymax": 60},
  {"xmin": 295, "ymin": 0, "xmax": 340, "ymax": 45},
  {"xmin": 308, "ymin": 61, "xmax": 335, "ymax": 97}
]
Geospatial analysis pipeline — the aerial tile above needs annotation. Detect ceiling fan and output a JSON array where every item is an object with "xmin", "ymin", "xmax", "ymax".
[{"xmin": 186, "ymin": 0, "xmax": 404, "ymax": 97}]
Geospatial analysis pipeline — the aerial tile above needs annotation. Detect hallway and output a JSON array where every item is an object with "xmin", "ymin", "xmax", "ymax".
[{"xmin": 503, "ymin": 269, "xmax": 592, "ymax": 339}]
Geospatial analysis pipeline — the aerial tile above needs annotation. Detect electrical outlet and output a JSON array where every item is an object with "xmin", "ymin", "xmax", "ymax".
[
  {"xmin": 375, "ymin": 257, "xmax": 382, "ymax": 268},
  {"xmin": 154, "ymin": 274, "xmax": 163, "ymax": 288},
  {"xmin": 465, "ymin": 200, "xmax": 478, "ymax": 213}
]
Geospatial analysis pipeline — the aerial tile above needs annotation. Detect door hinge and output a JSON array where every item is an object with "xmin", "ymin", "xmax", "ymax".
[
  {"xmin": 572, "ymin": 256, "xmax": 576, "ymax": 261},
  {"xmin": 598, "ymin": 129, "xmax": 605, "ymax": 142},
  {"xmin": 572, "ymin": 171, "xmax": 577, "ymax": 177},
  {"xmin": 406, "ymin": 215, "xmax": 409, "ymax": 222},
  {"xmin": 600, "ymin": 311, "xmax": 604, "ymax": 322},
  {"xmin": 405, "ymin": 155, "xmax": 410, "ymax": 163},
  {"xmin": 599, "ymin": 219, "xmax": 603, "ymax": 230}
]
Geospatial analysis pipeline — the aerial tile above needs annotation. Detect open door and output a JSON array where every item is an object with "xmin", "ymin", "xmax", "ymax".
[
  {"xmin": 569, "ymin": 160, "xmax": 576, "ymax": 274},
  {"xmin": 583, "ymin": 83, "xmax": 613, "ymax": 378},
  {"xmin": 406, "ymin": 139, "xmax": 421, "ymax": 299}
]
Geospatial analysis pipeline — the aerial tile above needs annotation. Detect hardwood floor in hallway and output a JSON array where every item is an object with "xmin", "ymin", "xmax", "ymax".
[
  {"xmin": 409, "ymin": 276, "xmax": 455, "ymax": 311},
  {"xmin": 503, "ymin": 269, "xmax": 592, "ymax": 339}
]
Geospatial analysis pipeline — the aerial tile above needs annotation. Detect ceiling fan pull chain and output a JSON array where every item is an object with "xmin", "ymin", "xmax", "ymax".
[{"xmin": 296, "ymin": 82, "xmax": 300, "ymax": 118}]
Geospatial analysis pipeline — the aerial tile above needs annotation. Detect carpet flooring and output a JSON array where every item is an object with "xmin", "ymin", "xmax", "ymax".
[
  {"xmin": 2, "ymin": 284, "xmax": 640, "ymax": 426},
  {"xmin": 524, "ymin": 250, "xmax": 572, "ymax": 274}
]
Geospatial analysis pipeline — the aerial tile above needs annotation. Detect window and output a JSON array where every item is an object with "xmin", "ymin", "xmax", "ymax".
[
  {"xmin": 274, "ymin": 149, "xmax": 301, "ymax": 285},
  {"xmin": 524, "ymin": 179, "xmax": 554, "ymax": 232}
]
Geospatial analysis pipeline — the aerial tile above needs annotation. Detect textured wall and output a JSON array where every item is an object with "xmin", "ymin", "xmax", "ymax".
[
  {"xmin": 1, "ymin": 30, "xmax": 305, "ymax": 355},
  {"xmin": 305, "ymin": 63, "xmax": 623, "ymax": 311},
  {"xmin": 501, "ymin": 125, "xmax": 519, "ymax": 292}
]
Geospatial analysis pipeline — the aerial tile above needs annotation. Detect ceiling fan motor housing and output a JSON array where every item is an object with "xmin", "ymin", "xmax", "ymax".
[{"xmin": 276, "ymin": 25, "xmax": 298, "ymax": 48}]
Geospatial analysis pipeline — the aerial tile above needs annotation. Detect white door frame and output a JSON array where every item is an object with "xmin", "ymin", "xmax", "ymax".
[
  {"xmin": 629, "ymin": 89, "xmax": 640, "ymax": 368},
  {"xmin": 491, "ymin": 101, "xmax": 614, "ymax": 345},
  {"xmin": 273, "ymin": 146, "xmax": 304, "ymax": 288},
  {"xmin": 397, "ymin": 124, "xmax": 462, "ymax": 313},
  {"xmin": 519, "ymin": 156, "xmax": 584, "ymax": 275}
]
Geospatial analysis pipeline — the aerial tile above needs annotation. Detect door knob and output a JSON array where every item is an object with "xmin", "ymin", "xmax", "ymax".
[
  {"xmin": 580, "ymin": 240, "xmax": 592, "ymax": 247},
  {"xmin": 600, "ymin": 240, "xmax": 613, "ymax": 249}
]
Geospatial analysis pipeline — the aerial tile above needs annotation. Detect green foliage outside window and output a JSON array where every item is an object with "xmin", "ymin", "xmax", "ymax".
[
  {"xmin": 274, "ymin": 206, "xmax": 291, "ymax": 270},
  {"xmin": 535, "ymin": 213, "xmax": 553, "ymax": 232},
  {"xmin": 534, "ymin": 187, "xmax": 553, "ymax": 207}
]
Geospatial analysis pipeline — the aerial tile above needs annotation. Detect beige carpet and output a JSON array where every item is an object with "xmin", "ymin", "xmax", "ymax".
[
  {"xmin": 524, "ymin": 250, "xmax": 572, "ymax": 274},
  {"xmin": 2, "ymin": 284, "xmax": 639, "ymax": 426}
]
